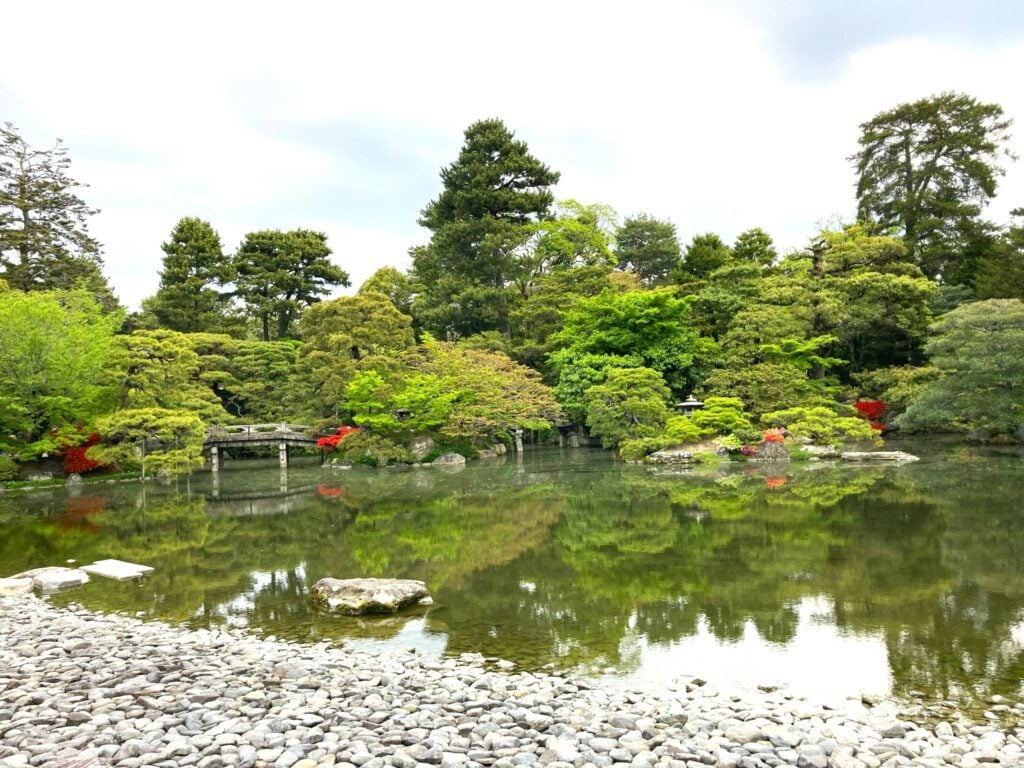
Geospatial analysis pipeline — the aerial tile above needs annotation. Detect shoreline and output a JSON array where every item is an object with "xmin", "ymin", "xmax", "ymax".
[{"xmin": 2, "ymin": 596, "xmax": 1021, "ymax": 768}]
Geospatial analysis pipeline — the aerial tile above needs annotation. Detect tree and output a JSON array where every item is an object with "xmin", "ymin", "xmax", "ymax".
[
  {"xmin": 732, "ymin": 228, "xmax": 777, "ymax": 267},
  {"xmin": 584, "ymin": 367, "xmax": 672, "ymax": 448},
  {"xmin": 298, "ymin": 292, "xmax": 416, "ymax": 420},
  {"xmin": 851, "ymin": 92, "xmax": 1015, "ymax": 278},
  {"xmin": 358, "ymin": 266, "xmax": 414, "ymax": 315},
  {"xmin": 141, "ymin": 217, "xmax": 236, "ymax": 333},
  {"xmin": 550, "ymin": 288, "xmax": 718, "ymax": 396},
  {"xmin": 412, "ymin": 118, "xmax": 560, "ymax": 338},
  {"xmin": 974, "ymin": 209, "xmax": 1024, "ymax": 300},
  {"xmin": 90, "ymin": 407, "xmax": 206, "ymax": 476},
  {"xmin": 675, "ymin": 233, "xmax": 732, "ymax": 283},
  {"xmin": 614, "ymin": 214, "xmax": 681, "ymax": 286},
  {"xmin": 0, "ymin": 123, "xmax": 117, "ymax": 307},
  {"xmin": 897, "ymin": 299, "xmax": 1024, "ymax": 438},
  {"xmin": 523, "ymin": 199, "xmax": 617, "ymax": 278},
  {"xmin": 0, "ymin": 289, "xmax": 121, "ymax": 456},
  {"xmin": 234, "ymin": 229, "xmax": 349, "ymax": 340},
  {"xmin": 111, "ymin": 330, "xmax": 230, "ymax": 423}
]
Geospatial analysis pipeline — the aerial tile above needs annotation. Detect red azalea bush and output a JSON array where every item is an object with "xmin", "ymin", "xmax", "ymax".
[
  {"xmin": 61, "ymin": 432, "xmax": 103, "ymax": 474},
  {"xmin": 762, "ymin": 428, "xmax": 786, "ymax": 444},
  {"xmin": 854, "ymin": 400, "xmax": 887, "ymax": 432},
  {"xmin": 316, "ymin": 425, "xmax": 360, "ymax": 450}
]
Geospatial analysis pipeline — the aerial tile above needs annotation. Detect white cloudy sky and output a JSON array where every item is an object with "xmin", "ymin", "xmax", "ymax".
[{"xmin": 4, "ymin": 0, "xmax": 1024, "ymax": 309}]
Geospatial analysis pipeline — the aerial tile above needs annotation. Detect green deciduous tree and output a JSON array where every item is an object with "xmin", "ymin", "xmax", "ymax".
[
  {"xmin": 234, "ymin": 229, "xmax": 349, "ymax": 340},
  {"xmin": 897, "ymin": 299, "xmax": 1024, "ymax": 438},
  {"xmin": 0, "ymin": 289, "xmax": 121, "ymax": 456},
  {"xmin": 550, "ymin": 288, "xmax": 717, "ymax": 396},
  {"xmin": 851, "ymin": 92, "xmax": 1015, "ymax": 278},
  {"xmin": 411, "ymin": 118, "xmax": 560, "ymax": 338},
  {"xmin": 523, "ymin": 199, "xmax": 616, "ymax": 277},
  {"xmin": 141, "ymin": 217, "xmax": 236, "ymax": 333},
  {"xmin": 614, "ymin": 214, "xmax": 681, "ymax": 286},
  {"xmin": 0, "ymin": 123, "xmax": 117, "ymax": 308}
]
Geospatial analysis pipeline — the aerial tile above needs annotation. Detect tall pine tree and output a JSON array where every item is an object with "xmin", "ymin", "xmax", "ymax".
[{"xmin": 412, "ymin": 118, "xmax": 559, "ymax": 338}]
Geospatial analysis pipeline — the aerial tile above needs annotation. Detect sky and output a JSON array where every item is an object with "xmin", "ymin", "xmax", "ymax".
[{"xmin": 3, "ymin": 0, "xmax": 1024, "ymax": 309}]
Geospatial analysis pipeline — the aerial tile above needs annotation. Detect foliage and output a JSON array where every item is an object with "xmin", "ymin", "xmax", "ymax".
[
  {"xmin": 702, "ymin": 362, "xmax": 826, "ymax": 419},
  {"xmin": 140, "ymin": 217, "xmax": 236, "ymax": 334},
  {"xmin": 664, "ymin": 415, "xmax": 711, "ymax": 443},
  {"xmin": 298, "ymin": 292, "xmax": 415, "ymax": 420},
  {"xmin": 691, "ymin": 397, "xmax": 752, "ymax": 435},
  {"xmin": 617, "ymin": 436, "xmax": 681, "ymax": 462},
  {"xmin": 550, "ymin": 288, "xmax": 717, "ymax": 395},
  {"xmin": 0, "ymin": 455, "xmax": 17, "ymax": 481},
  {"xmin": 509, "ymin": 264, "xmax": 616, "ymax": 371},
  {"xmin": 337, "ymin": 430, "xmax": 412, "ymax": 466},
  {"xmin": 553, "ymin": 353, "xmax": 642, "ymax": 425},
  {"xmin": 732, "ymin": 227, "xmax": 777, "ymax": 267},
  {"xmin": 676, "ymin": 232, "xmax": 732, "ymax": 282},
  {"xmin": 584, "ymin": 367, "xmax": 672, "ymax": 448},
  {"xmin": 851, "ymin": 92, "xmax": 1015, "ymax": 278},
  {"xmin": 233, "ymin": 228, "xmax": 349, "ymax": 340},
  {"xmin": 358, "ymin": 266, "xmax": 414, "ymax": 315},
  {"xmin": 897, "ymin": 299, "xmax": 1024, "ymax": 437},
  {"xmin": 853, "ymin": 365, "xmax": 941, "ymax": 419},
  {"xmin": 524, "ymin": 199, "xmax": 617, "ymax": 275},
  {"xmin": 60, "ymin": 431, "xmax": 103, "ymax": 474},
  {"xmin": 111, "ymin": 330, "xmax": 229, "ymax": 423},
  {"xmin": 761, "ymin": 406, "xmax": 880, "ymax": 447},
  {"xmin": 0, "ymin": 289, "xmax": 121, "ymax": 456},
  {"xmin": 412, "ymin": 118, "xmax": 559, "ymax": 338},
  {"xmin": 974, "ymin": 210, "xmax": 1024, "ymax": 301},
  {"xmin": 614, "ymin": 214, "xmax": 681, "ymax": 286},
  {"xmin": 316, "ymin": 425, "xmax": 360, "ymax": 451},
  {"xmin": 0, "ymin": 123, "xmax": 116, "ymax": 308},
  {"xmin": 90, "ymin": 407, "xmax": 205, "ymax": 475}
]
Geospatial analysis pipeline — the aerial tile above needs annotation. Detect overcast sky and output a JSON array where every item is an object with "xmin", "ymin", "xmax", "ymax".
[{"xmin": 4, "ymin": 0, "xmax": 1024, "ymax": 309}]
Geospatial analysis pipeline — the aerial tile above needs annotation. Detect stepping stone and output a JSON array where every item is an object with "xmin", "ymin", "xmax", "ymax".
[
  {"xmin": 0, "ymin": 577, "xmax": 35, "ymax": 596},
  {"xmin": 10, "ymin": 566, "xmax": 90, "ymax": 591},
  {"xmin": 81, "ymin": 559, "xmax": 154, "ymax": 580}
]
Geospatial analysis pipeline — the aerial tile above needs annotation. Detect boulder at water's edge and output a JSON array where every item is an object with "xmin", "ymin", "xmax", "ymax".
[{"xmin": 309, "ymin": 577, "xmax": 432, "ymax": 615}]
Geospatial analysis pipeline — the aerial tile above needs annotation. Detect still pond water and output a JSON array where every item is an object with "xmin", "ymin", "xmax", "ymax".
[{"xmin": 2, "ymin": 444, "xmax": 1023, "ymax": 707}]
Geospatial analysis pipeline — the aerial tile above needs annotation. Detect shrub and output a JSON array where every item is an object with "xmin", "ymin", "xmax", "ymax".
[
  {"xmin": 618, "ymin": 436, "xmax": 680, "ymax": 461},
  {"xmin": 761, "ymin": 406, "xmax": 880, "ymax": 447},
  {"xmin": 664, "ymin": 416, "xmax": 709, "ymax": 443},
  {"xmin": 692, "ymin": 397, "xmax": 753, "ymax": 435},
  {"xmin": 0, "ymin": 455, "xmax": 18, "ymax": 481},
  {"xmin": 339, "ymin": 431, "xmax": 413, "ymax": 466}
]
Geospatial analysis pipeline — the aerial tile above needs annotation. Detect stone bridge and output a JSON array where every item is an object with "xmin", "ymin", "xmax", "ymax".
[{"xmin": 204, "ymin": 424, "xmax": 320, "ymax": 471}]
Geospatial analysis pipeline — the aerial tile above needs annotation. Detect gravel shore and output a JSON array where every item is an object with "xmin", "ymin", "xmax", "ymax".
[{"xmin": 1, "ymin": 596, "xmax": 1022, "ymax": 768}]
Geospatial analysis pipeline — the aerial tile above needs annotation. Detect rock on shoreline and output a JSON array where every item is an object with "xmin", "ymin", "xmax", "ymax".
[{"xmin": 1, "ymin": 595, "xmax": 1022, "ymax": 768}]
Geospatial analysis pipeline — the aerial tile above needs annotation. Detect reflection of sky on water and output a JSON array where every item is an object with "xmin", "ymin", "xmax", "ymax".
[
  {"xmin": 342, "ymin": 617, "xmax": 449, "ymax": 658},
  {"xmin": 202, "ymin": 565, "xmax": 308, "ymax": 629},
  {"xmin": 599, "ymin": 595, "xmax": 891, "ymax": 702}
]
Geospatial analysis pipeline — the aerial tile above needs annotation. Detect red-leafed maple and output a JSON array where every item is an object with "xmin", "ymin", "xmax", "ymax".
[{"xmin": 316, "ymin": 425, "xmax": 360, "ymax": 450}]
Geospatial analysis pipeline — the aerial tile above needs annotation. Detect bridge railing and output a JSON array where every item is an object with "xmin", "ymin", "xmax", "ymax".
[{"xmin": 206, "ymin": 423, "xmax": 313, "ymax": 439}]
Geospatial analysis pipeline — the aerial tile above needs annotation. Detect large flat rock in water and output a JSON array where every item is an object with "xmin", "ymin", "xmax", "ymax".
[
  {"xmin": 0, "ymin": 577, "xmax": 34, "ymax": 596},
  {"xmin": 10, "ymin": 566, "xmax": 89, "ymax": 591},
  {"xmin": 839, "ymin": 451, "xmax": 919, "ymax": 463},
  {"xmin": 81, "ymin": 559, "xmax": 154, "ymax": 580},
  {"xmin": 309, "ymin": 577, "xmax": 432, "ymax": 615}
]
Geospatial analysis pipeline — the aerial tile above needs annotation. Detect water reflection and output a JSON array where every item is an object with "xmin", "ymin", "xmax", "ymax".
[{"xmin": 2, "ymin": 445, "xmax": 1023, "ymax": 706}]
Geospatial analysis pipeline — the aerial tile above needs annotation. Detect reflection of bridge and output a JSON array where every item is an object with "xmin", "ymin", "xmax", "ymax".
[{"xmin": 204, "ymin": 424, "xmax": 321, "ymax": 471}]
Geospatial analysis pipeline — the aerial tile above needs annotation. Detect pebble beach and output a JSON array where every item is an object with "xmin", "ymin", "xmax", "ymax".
[{"xmin": 1, "ymin": 596, "xmax": 1022, "ymax": 768}]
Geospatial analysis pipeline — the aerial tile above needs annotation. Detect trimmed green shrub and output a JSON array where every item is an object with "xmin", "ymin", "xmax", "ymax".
[
  {"xmin": 0, "ymin": 455, "xmax": 18, "ymax": 481},
  {"xmin": 339, "ymin": 432, "xmax": 413, "ymax": 466}
]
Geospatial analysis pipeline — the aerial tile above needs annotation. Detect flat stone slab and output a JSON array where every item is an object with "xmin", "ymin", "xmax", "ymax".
[
  {"xmin": 81, "ymin": 559, "xmax": 154, "ymax": 580},
  {"xmin": 309, "ymin": 577, "xmax": 432, "ymax": 615},
  {"xmin": 10, "ymin": 566, "xmax": 90, "ymax": 591},
  {"xmin": 646, "ymin": 449, "xmax": 693, "ymax": 464},
  {"xmin": 0, "ymin": 577, "xmax": 34, "ymax": 596},
  {"xmin": 839, "ymin": 451, "xmax": 919, "ymax": 463}
]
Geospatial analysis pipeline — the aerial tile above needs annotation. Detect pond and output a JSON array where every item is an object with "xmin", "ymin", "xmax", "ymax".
[{"xmin": 2, "ymin": 443, "xmax": 1023, "ymax": 709}]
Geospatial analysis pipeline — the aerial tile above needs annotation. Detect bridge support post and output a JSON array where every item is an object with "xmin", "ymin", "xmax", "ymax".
[
  {"xmin": 279, "ymin": 442, "xmax": 289, "ymax": 469},
  {"xmin": 210, "ymin": 446, "xmax": 221, "ymax": 472}
]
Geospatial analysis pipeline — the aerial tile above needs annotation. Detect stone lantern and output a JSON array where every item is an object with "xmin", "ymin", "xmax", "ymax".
[{"xmin": 675, "ymin": 394, "xmax": 705, "ymax": 417}]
